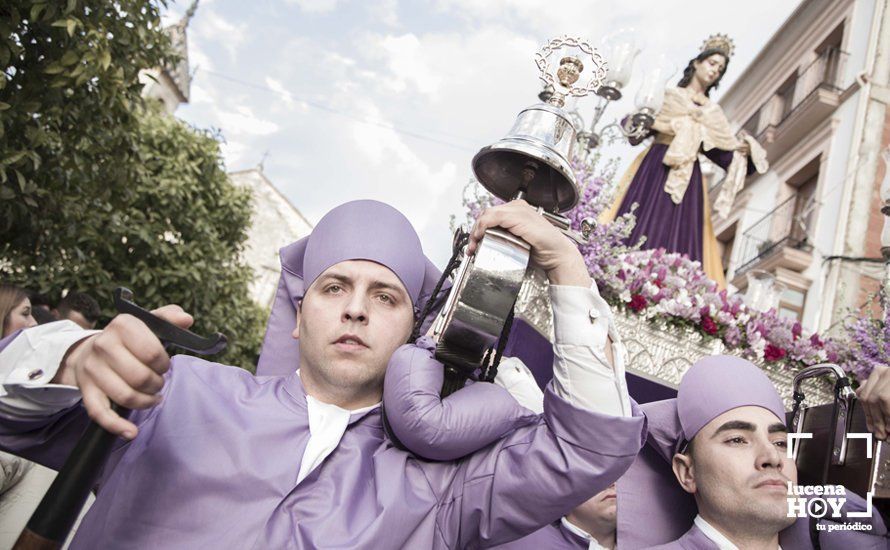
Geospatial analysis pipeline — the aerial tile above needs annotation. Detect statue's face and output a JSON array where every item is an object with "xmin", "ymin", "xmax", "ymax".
[{"xmin": 693, "ymin": 53, "xmax": 726, "ymax": 88}]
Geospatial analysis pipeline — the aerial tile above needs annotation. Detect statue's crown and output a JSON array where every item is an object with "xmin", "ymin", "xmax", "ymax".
[{"xmin": 701, "ymin": 33, "xmax": 734, "ymax": 58}]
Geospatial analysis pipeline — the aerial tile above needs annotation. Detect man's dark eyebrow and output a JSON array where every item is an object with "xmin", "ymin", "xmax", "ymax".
[
  {"xmin": 319, "ymin": 273, "xmax": 353, "ymax": 285},
  {"xmin": 711, "ymin": 420, "xmax": 756, "ymax": 437},
  {"xmin": 768, "ymin": 423, "xmax": 787, "ymax": 434},
  {"xmin": 369, "ymin": 281, "xmax": 408, "ymax": 297},
  {"xmin": 318, "ymin": 273, "xmax": 407, "ymax": 297}
]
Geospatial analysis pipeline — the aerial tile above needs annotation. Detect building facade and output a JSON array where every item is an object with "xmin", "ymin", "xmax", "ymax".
[
  {"xmin": 228, "ymin": 168, "xmax": 313, "ymax": 307},
  {"xmin": 714, "ymin": 0, "xmax": 890, "ymax": 334},
  {"xmin": 140, "ymin": 1, "xmax": 196, "ymax": 114}
]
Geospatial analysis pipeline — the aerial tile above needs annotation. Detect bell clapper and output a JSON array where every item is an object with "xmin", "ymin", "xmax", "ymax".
[{"xmin": 512, "ymin": 160, "xmax": 539, "ymax": 202}]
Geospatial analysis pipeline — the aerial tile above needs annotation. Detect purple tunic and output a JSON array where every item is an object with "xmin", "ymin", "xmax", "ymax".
[
  {"xmin": 490, "ymin": 521, "xmax": 587, "ymax": 549},
  {"xmin": 645, "ymin": 524, "xmax": 716, "ymax": 550},
  {"xmin": 648, "ymin": 514, "xmax": 890, "ymax": 550},
  {"xmin": 614, "ymin": 142, "xmax": 740, "ymax": 262},
  {"xmin": 0, "ymin": 340, "xmax": 647, "ymax": 548}
]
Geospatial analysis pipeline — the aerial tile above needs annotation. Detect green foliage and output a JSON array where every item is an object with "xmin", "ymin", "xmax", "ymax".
[{"xmin": 0, "ymin": 1, "xmax": 266, "ymax": 369}]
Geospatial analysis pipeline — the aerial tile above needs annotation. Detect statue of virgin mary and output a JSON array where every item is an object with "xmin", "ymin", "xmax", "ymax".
[{"xmin": 601, "ymin": 34, "xmax": 768, "ymax": 287}]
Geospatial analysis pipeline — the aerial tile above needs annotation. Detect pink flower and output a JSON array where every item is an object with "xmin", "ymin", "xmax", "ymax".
[
  {"xmin": 809, "ymin": 333, "xmax": 824, "ymax": 348},
  {"xmin": 764, "ymin": 344, "xmax": 787, "ymax": 362},
  {"xmin": 628, "ymin": 294, "xmax": 648, "ymax": 312},
  {"xmin": 701, "ymin": 315, "xmax": 718, "ymax": 336}
]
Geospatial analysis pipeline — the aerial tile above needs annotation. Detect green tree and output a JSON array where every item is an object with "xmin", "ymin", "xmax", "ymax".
[{"xmin": 1, "ymin": 1, "xmax": 266, "ymax": 369}]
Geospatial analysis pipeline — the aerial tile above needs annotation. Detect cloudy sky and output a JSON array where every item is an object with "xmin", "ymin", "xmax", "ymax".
[{"xmin": 162, "ymin": 0, "xmax": 801, "ymax": 265}]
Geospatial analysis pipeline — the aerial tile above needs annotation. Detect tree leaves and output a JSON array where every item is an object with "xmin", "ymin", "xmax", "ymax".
[{"xmin": 0, "ymin": 0, "xmax": 265, "ymax": 369}]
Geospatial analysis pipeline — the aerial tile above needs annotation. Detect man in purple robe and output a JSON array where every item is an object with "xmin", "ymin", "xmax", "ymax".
[
  {"xmin": 0, "ymin": 199, "xmax": 646, "ymax": 549},
  {"xmin": 620, "ymin": 357, "xmax": 888, "ymax": 550}
]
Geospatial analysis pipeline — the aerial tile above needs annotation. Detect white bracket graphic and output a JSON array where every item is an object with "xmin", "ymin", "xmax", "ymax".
[{"xmin": 845, "ymin": 432, "xmax": 874, "ymax": 518}]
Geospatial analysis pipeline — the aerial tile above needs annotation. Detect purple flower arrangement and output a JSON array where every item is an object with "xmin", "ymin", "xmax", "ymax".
[
  {"xmin": 462, "ymin": 158, "xmax": 882, "ymax": 381},
  {"xmin": 837, "ymin": 309, "xmax": 890, "ymax": 382}
]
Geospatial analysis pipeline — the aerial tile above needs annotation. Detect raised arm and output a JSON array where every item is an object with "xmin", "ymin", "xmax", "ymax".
[
  {"xmin": 383, "ymin": 200, "xmax": 632, "ymax": 461},
  {"xmin": 396, "ymin": 201, "xmax": 645, "ymax": 545}
]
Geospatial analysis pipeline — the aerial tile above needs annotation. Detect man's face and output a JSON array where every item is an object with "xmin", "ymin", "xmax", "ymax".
[
  {"xmin": 294, "ymin": 260, "xmax": 414, "ymax": 400},
  {"xmin": 62, "ymin": 309, "xmax": 96, "ymax": 330},
  {"xmin": 567, "ymin": 483, "xmax": 617, "ymax": 533},
  {"xmin": 673, "ymin": 406, "xmax": 797, "ymax": 534}
]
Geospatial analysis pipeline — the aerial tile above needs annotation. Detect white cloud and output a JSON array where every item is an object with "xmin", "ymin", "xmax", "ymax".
[
  {"xmin": 348, "ymin": 98, "xmax": 460, "ymax": 231},
  {"xmin": 188, "ymin": 80, "xmax": 213, "ymax": 105},
  {"xmin": 264, "ymin": 77, "xmax": 302, "ymax": 111},
  {"xmin": 370, "ymin": 0, "xmax": 399, "ymax": 27},
  {"xmin": 220, "ymin": 139, "xmax": 250, "ymax": 168},
  {"xmin": 193, "ymin": 10, "xmax": 247, "ymax": 62},
  {"xmin": 286, "ymin": 0, "xmax": 341, "ymax": 13},
  {"xmin": 368, "ymin": 33, "xmax": 444, "ymax": 98},
  {"xmin": 217, "ymin": 106, "xmax": 280, "ymax": 136}
]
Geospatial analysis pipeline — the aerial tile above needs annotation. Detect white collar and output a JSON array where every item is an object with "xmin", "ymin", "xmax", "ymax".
[
  {"xmin": 294, "ymin": 371, "xmax": 381, "ymax": 485},
  {"xmin": 694, "ymin": 515, "xmax": 782, "ymax": 550},
  {"xmin": 296, "ymin": 370, "xmax": 381, "ymax": 414},
  {"xmin": 560, "ymin": 517, "xmax": 610, "ymax": 550},
  {"xmin": 306, "ymin": 394, "xmax": 379, "ymax": 415}
]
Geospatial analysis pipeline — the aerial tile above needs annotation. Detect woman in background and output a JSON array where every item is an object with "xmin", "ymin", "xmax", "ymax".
[{"xmin": 1, "ymin": 284, "xmax": 38, "ymax": 337}]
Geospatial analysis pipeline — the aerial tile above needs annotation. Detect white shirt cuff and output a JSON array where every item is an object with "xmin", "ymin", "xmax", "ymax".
[
  {"xmin": 550, "ymin": 282, "xmax": 613, "ymax": 348},
  {"xmin": 493, "ymin": 357, "xmax": 545, "ymax": 414},
  {"xmin": 549, "ymin": 282, "xmax": 631, "ymax": 417},
  {"xmin": 0, "ymin": 321, "xmax": 93, "ymax": 417}
]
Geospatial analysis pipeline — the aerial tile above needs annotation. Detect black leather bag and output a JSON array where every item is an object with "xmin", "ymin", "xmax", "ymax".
[{"xmin": 788, "ymin": 364, "xmax": 888, "ymax": 516}]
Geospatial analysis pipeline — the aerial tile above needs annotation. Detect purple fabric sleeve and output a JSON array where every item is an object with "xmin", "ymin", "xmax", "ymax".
[
  {"xmin": 386, "ymin": 342, "xmax": 648, "ymax": 547},
  {"xmin": 382, "ymin": 339, "xmax": 539, "ymax": 461},
  {"xmin": 434, "ymin": 393, "xmax": 646, "ymax": 548}
]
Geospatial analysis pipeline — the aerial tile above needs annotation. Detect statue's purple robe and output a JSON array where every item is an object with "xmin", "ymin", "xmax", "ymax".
[
  {"xmin": 0, "ymin": 332, "xmax": 647, "ymax": 549},
  {"xmin": 613, "ymin": 144, "xmax": 748, "ymax": 264}
]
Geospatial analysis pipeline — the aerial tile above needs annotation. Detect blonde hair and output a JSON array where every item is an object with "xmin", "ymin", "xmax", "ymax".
[{"xmin": 0, "ymin": 284, "xmax": 29, "ymax": 337}]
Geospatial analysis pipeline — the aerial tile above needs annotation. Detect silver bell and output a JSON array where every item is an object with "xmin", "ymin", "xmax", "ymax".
[
  {"xmin": 471, "ymin": 37, "xmax": 606, "ymax": 214},
  {"xmin": 471, "ymin": 103, "xmax": 579, "ymax": 213}
]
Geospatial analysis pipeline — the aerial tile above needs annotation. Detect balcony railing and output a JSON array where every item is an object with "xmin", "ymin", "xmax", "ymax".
[
  {"xmin": 741, "ymin": 47, "xmax": 848, "ymax": 138},
  {"xmin": 735, "ymin": 195, "xmax": 813, "ymax": 274}
]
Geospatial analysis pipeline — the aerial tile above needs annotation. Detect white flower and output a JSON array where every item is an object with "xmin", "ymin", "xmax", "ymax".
[
  {"xmin": 716, "ymin": 311, "xmax": 734, "ymax": 325},
  {"xmin": 750, "ymin": 338, "xmax": 766, "ymax": 357}
]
